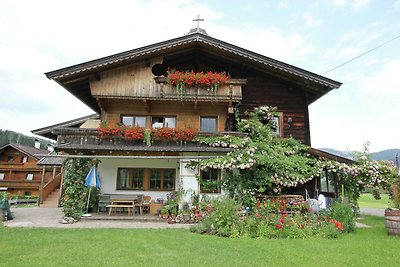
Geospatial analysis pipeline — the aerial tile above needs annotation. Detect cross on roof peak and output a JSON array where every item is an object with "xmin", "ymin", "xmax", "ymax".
[
  {"xmin": 193, "ymin": 15, "xmax": 204, "ymax": 30},
  {"xmin": 185, "ymin": 15, "xmax": 209, "ymax": 36}
]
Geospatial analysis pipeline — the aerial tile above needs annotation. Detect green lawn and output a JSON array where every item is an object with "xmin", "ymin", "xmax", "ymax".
[
  {"xmin": 358, "ymin": 193, "xmax": 390, "ymax": 209},
  {"xmin": 1, "ymin": 216, "xmax": 399, "ymax": 267}
]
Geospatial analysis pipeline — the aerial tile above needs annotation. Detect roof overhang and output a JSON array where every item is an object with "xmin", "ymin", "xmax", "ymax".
[
  {"xmin": 45, "ymin": 32, "xmax": 342, "ymax": 112},
  {"xmin": 32, "ymin": 113, "xmax": 99, "ymax": 140}
]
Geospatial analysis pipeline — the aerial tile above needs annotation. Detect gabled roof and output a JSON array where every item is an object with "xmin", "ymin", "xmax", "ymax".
[
  {"xmin": 32, "ymin": 113, "xmax": 99, "ymax": 140},
  {"xmin": 0, "ymin": 143, "xmax": 50, "ymax": 161},
  {"xmin": 36, "ymin": 151, "xmax": 64, "ymax": 166},
  {"xmin": 45, "ymin": 30, "xmax": 341, "ymax": 112}
]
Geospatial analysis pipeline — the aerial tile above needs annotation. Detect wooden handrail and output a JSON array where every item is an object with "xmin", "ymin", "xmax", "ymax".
[{"xmin": 40, "ymin": 173, "xmax": 62, "ymax": 205}]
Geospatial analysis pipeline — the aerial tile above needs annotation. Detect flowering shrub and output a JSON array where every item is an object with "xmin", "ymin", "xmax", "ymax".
[
  {"xmin": 191, "ymin": 197, "xmax": 352, "ymax": 239},
  {"xmin": 166, "ymin": 69, "xmax": 230, "ymax": 93},
  {"xmin": 188, "ymin": 106, "xmax": 397, "ymax": 207}
]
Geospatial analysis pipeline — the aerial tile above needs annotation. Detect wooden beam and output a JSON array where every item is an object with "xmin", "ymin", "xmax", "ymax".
[
  {"xmin": 143, "ymin": 100, "xmax": 151, "ymax": 113},
  {"xmin": 39, "ymin": 166, "xmax": 45, "ymax": 205},
  {"xmin": 193, "ymin": 100, "xmax": 198, "ymax": 114}
]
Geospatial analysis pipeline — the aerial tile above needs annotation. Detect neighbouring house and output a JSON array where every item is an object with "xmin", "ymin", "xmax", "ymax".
[
  {"xmin": 32, "ymin": 27, "xmax": 351, "ymax": 203},
  {"xmin": 0, "ymin": 142, "xmax": 62, "ymax": 203}
]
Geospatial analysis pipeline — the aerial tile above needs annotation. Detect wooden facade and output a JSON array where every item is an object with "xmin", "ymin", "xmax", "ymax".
[
  {"xmin": 36, "ymin": 29, "xmax": 343, "ymax": 199},
  {"xmin": 0, "ymin": 144, "xmax": 61, "ymax": 196}
]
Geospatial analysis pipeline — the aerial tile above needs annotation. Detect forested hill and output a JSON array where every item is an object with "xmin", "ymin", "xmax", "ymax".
[
  {"xmin": 0, "ymin": 129, "xmax": 53, "ymax": 148},
  {"xmin": 320, "ymin": 148, "xmax": 400, "ymax": 162}
]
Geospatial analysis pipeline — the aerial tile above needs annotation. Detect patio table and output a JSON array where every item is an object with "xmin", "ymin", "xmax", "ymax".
[{"xmin": 107, "ymin": 198, "xmax": 137, "ymax": 216}]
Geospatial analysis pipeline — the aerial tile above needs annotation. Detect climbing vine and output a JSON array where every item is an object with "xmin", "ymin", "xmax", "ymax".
[
  {"xmin": 61, "ymin": 158, "xmax": 97, "ymax": 219},
  {"xmin": 189, "ymin": 106, "xmax": 397, "ymax": 207}
]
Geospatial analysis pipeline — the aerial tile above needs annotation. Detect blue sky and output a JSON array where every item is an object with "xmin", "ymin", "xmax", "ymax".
[{"xmin": 0, "ymin": 0, "xmax": 399, "ymax": 152}]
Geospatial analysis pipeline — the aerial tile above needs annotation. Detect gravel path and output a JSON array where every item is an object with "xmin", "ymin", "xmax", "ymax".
[
  {"xmin": 359, "ymin": 207, "xmax": 385, "ymax": 217},
  {"xmin": 3, "ymin": 207, "xmax": 189, "ymax": 229},
  {"xmin": 3, "ymin": 207, "xmax": 385, "ymax": 229}
]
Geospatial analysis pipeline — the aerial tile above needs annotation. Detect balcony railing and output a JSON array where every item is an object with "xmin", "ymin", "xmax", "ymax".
[
  {"xmin": 154, "ymin": 77, "xmax": 246, "ymax": 102},
  {"xmin": 53, "ymin": 128, "xmax": 247, "ymax": 152}
]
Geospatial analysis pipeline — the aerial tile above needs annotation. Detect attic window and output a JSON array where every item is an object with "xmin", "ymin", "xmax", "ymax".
[
  {"xmin": 21, "ymin": 156, "xmax": 28, "ymax": 163},
  {"xmin": 26, "ymin": 173, "xmax": 34, "ymax": 181},
  {"xmin": 0, "ymin": 173, "xmax": 4, "ymax": 180}
]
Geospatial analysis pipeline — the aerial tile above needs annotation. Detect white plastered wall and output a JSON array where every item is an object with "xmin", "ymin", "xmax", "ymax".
[{"xmin": 97, "ymin": 158, "xmax": 178, "ymax": 200}]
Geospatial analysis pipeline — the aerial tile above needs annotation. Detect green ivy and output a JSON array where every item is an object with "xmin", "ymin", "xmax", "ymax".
[{"xmin": 61, "ymin": 158, "xmax": 97, "ymax": 219}]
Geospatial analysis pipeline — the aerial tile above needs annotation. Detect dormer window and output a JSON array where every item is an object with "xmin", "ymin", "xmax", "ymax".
[
  {"xmin": 152, "ymin": 117, "xmax": 176, "ymax": 128},
  {"xmin": 121, "ymin": 116, "xmax": 146, "ymax": 127}
]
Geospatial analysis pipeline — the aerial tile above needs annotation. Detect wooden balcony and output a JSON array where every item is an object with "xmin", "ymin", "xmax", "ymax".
[
  {"xmin": 154, "ymin": 77, "xmax": 245, "ymax": 102},
  {"xmin": 53, "ymin": 128, "xmax": 247, "ymax": 153},
  {"xmin": 90, "ymin": 73, "xmax": 245, "ymax": 102}
]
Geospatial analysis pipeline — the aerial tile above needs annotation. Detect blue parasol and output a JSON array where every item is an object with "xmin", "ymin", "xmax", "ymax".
[{"xmin": 84, "ymin": 165, "xmax": 101, "ymax": 216}]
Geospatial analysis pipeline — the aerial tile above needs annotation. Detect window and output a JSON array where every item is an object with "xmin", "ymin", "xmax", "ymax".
[
  {"xmin": 200, "ymin": 169, "xmax": 220, "ymax": 193},
  {"xmin": 149, "ymin": 169, "xmax": 175, "ymax": 190},
  {"xmin": 152, "ymin": 117, "xmax": 176, "ymax": 128},
  {"xmin": 7, "ymin": 156, "xmax": 14, "ymax": 162},
  {"xmin": 200, "ymin": 117, "xmax": 217, "ymax": 132},
  {"xmin": 26, "ymin": 173, "xmax": 34, "ymax": 181},
  {"xmin": 21, "ymin": 156, "xmax": 28, "ymax": 163},
  {"xmin": 121, "ymin": 116, "xmax": 146, "ymax": 127},
  {"xmin": 117, "ymin": 168, "xmax": 175, "ymax": 191},
  {"xmin": 163, "ymin": 169, "xmax": 175, "ymax": 190},
  {"xmin": 0, "ymin": 173, "xmax": 4, "ymax": 180},
  {"xmin": 117, "ymin": 168, "xmax": 144, "ymax": 190},
  {"xmin": 320, "ymin": 169, "xmax": 335, "ymax": 193},
  {"xmin": 150, "ymin": 169, "xmax": 161, "ymax": 189},
  {"xmin": 261, "ymin": 114, "xmax": 283, "ymax": 137}
]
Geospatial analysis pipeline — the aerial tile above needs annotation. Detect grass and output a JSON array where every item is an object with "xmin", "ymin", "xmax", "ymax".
[
  {"xmin": 1, "ymin": 216, "xmax": 399, "ymax": 267},
  {"xmin": 358, "ymin": 193, "xmax": 390, "ymax": 209}
]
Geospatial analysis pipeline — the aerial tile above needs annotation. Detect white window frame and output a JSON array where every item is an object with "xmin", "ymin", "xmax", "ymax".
[{"xmin": 26, "ymin": 173, "xmax": 34, "ymax": 181}]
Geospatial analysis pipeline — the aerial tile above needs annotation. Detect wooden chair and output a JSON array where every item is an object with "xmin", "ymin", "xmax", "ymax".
[
  {"xmin": 142, "ymin": 196, "xmax": 152, "ymax": 214},
  {"xmin": 97, "ymin": 195, "xmax": 111, "ymax": 213},
  {"xmin": 134, "ymin": 195, "xmax": 143, "ymax": 215}
]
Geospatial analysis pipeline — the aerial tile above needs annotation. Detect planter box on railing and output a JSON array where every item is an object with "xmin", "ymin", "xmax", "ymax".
[{"xmin": 154, "ymin": 76, "xmax": 246, "ymax": 102}]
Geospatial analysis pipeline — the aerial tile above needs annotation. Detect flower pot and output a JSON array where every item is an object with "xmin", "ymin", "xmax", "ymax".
[
  {"xmin": 162, "ymin": 214, "xmax": 169, "ymax": 219},
  {"xmin": 384, "ymin": 209, "xmax": 400, "ymax": 236}
]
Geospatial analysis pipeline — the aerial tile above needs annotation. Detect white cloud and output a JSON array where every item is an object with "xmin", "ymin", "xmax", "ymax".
[
  {"xmin": 213, "ymin": 25, "xmax": 315, "ymax": 65},
  {"xmin": 328, "ymin": 0, "xmax": 371, "ymax": 10},
  {"xmin": 352, "ymin": 0, "xmax": 371, "ymax": 10},
  {"xmin": 303, "ymin": 13, "xmax": 323, "ymax": 28},
  {"xmin": 362, "ymin": 59, "xmax": 400, "ymax": 97}
]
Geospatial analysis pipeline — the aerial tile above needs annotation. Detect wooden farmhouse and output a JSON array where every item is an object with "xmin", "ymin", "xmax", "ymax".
[
  {"xmin": 0, "ymin": 143, "xmax": 61, "ymax": 200},
  {"xmin": 33, "ymin": 27, "xmax": 351, "ymax": 203}
]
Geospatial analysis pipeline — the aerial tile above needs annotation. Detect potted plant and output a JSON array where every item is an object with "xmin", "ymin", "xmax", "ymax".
[
  {"xmin": 385, "ymin": 177, "xmax": 400, "ymax": 236},
  {"xmin": 160, "ymin": 206, "xmax": 169, "ymax": 219}
]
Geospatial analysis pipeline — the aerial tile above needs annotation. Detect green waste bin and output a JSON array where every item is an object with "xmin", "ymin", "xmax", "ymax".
[{"xmin": 0, "ymin": 196, "xmax": 14, "ymax": 221}]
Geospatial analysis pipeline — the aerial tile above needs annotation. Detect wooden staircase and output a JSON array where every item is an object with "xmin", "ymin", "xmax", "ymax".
[{"xmin": 40, "ymin": 188, "xmax": 60, "ymax": 208}]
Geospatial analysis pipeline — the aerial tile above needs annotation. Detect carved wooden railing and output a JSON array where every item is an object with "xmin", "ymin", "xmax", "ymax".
[
  {"xmin": 54, "ymin": 128, "xmax": 247, "ymax": 148},
  {"xmin": 154, "ymin": 77, "xmax": 246, "ymax": 102}
]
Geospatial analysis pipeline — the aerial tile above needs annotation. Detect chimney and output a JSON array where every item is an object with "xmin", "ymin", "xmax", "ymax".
[{"xmin": 34, "ymin": 139, "xmax": 41, "ymax": 149}]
